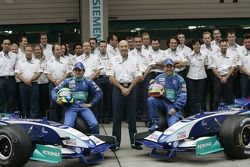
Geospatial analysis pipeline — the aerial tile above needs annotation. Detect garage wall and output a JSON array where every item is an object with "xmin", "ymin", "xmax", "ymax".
[
  {"xmin": 0, "ymin": 0, "xmax": 79, "ymax": 25},
  {"xmin": 108, "ymin": 0, "xmax": 250, "ymax": 20}
]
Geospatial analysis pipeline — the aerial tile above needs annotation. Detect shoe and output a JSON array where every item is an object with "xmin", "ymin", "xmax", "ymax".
[
  {"xmin": 110, "ymin": 145, "xmax": 120, "ymax": 152},
  {"xmin": 148, "ymin": 120, "xmax": 159, "ymax": 131},
  {"xmin": 131, "ymin": 144, "xmax": 143, "ymax": 150}
]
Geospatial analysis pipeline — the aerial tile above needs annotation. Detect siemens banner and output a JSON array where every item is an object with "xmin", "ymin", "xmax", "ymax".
[{"xmin": 89, "ymin": 0, "xmax": 103, "ymax": 41}]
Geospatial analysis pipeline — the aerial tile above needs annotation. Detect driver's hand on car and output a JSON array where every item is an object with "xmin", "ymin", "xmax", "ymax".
[{"xmin": 168, "ymin": 108, "xmax": 176, "ymax": 115}]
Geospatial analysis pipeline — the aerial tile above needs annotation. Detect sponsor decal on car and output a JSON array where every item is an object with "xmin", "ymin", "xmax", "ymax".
[
  {"xmin": 145, "ymin": 131, "xmax": 163, "ymax": 142},
  {"xmin": 177, "ymin": 131, "xmax": 186, "ymax": 139},
  {"xmin": 89, "ymin": 135, "xmax": 105, "ymax": 146}
]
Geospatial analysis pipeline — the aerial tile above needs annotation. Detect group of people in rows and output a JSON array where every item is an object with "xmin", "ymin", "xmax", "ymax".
[{"xmin": 0, "ymin": 29, "xmax": 249, "ymax": 150}]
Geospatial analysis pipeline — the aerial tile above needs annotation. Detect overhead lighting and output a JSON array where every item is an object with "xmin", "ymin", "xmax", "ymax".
[
  {"xmin": 4, "ymin": 30, "xmax": 12, "ymax": 34},
  {"xmin": 134, "ymin": 27, "xmax": 142, "ymax": 31},
  {"xmin": 242, "ymin": 26, "xmax": 250, "ymax": 29},
  {"xmin": 188, "ymin": 26, "xmax": 197, "ymax": 30}
]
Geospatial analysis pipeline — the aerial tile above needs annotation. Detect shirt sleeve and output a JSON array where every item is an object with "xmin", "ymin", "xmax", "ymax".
[{"xmin": 173, "ymin": 76, "xmax": 187, "ymax": 110}]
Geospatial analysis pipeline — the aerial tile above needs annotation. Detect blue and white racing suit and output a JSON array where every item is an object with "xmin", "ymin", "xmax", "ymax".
[
  {"xmin": 148, "ymin": 73, "xmax": 187, "ymax": 128},
  {"xmin": 51, "ymin": 76, "xmax": 103, "ymax": 134}
]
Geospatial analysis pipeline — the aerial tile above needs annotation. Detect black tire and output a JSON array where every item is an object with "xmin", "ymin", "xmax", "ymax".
[
  {"xmin": 0, "ymin": 124, "xmax": 32, "ymax": 167},
  {"xmin": 74, "ymin": 116, "xmax": 91, "ymax": 134},
  {"xmin": 219, "ymin": 116, "xmax": 250, "ymax": 159}
]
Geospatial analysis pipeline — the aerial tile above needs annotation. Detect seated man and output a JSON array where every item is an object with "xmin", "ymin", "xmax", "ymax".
[
  {"xmin": 51, "ymin": 62, "xmax": 103, "ymax": 134},
  {"xmin": 148, "ymin": 58, "xmax": 187, "ymax": 130}
]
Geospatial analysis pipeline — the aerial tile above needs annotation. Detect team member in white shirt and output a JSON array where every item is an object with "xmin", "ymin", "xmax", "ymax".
[
  {"xmin": 107, "ymin": 34, "xmax": 120, "ymax": 58},
  {"xmin": 130, "ymin": 36, "xmax": 154, "ymax": 121},
  {"xmin": 96, "ymin": 40, "xmax": 112, "ymax": 124},
  {"xmin": 177, "ymin": 33, "xmax": 192, "ymax": 57},
  {"xmin": 165, "ymin": 36, "xmax": 187, "ymax": 78},
  {"xmin": 15, "ymin": 45, "xmax": 41, "ymax": 118},
  {"xmin": 34, "ymin": 44, "xmax": 50, "ymax": 117},
  {"xmin": 0, "ymin": 38, "xmax": 17, "ymax": 112},
  {"xmin": 126, "ymin": 36, "xmax": 134, "ymax": 52},
  {"xmin": 227, "ymin": 30, "xmax": 242, "ymax": 98},
  {"xmin": 211, "ymin": 39, "xmax": 236, "ymax": 110},
  {"xmin": 69, "ymin": 43, "xmax": 83, "ymax": 70},
  {"xmin": 107, "ymin": 40, "xmax": 142, "ymax": 151},
  {"xmin": 148, "ymin": 38, "xmax": 165, "ymax": 80},
  {"xmin": 142, "ymin": 32, "xmax": 153, "ymax": 52},
  {"xmin": 211, "ymin": 29, "xmax": 222, "ymax": 48},
  {"xmin": 76, "ymin": 41, "xmax": 102, "ymax": 80},
  {"xmin": 89, "ymin": 37, "xmax": 100, "ymax": 55},
  {"xmin": 17, "ymin": 36, "xmax": 28, "ymax": 60},
  {"xmin": 201, "ymin": 31, "xmax": 219, "ymax": 110},
  {"xmin": 40, "ymin": 33, "xmax": 53, "ymax": 61},
  {"xmin": 239, "ymin": 34, "xmax": 250, "ymax": 98},
  {"xmin": 186, "ymin": 39, "xmax": 208, "ymax": 115},
  {"xmin": 44, "ymin": 43, "xmax": 71, "ymax": 122}
]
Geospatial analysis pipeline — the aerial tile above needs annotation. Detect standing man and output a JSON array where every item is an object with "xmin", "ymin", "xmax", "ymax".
[
  {"xmin": 126, "ymin": 36, "xmax": 134, "ymax": 52},
  {"xmin": 107, "ymin": 34, "xmax": 120, "ymax": 58},
  {"xmin": 51, "ymin": 62, "xmax": 102, "ymax": 134},
  {"xmin": 96, "ymin": 41, "xmax": 112, "ymax": 124},
  {"xmin": 89, "ymin": 37, "xmax": 100, "ymax": 55},
  {"xmin": 107, "ymin": 40, "xmax": 142, "ymax": 151},
  {"xmin": 17, "ymin": 36, "xmax": 28, "ymax": 60},
  {"xmin": 239, "ymin": 34, "xmax": 250, "ymax": 98},
  {"xmin": 148, "ymin": 58, "xmax": 187, "ymax": 130},
  {"xmin": 142, "ymin": 32, "xmax": 152, "ymax": 52},
  {"xmin": 40, "ymin": 32, "xmax": 53, "ymax": 61},
  {"xmin": 45, "ymin": 43, "xmax": 71, "ymax": 122},
  {"xmin": 211, "ymin": 29, "xmax": 222, "ymax": 48},
  {"xmin": 0, "ymin": 38, "xmax": 17, "ymax": 113},
  {"xmin": 130, "ymin": 36, "xmax": 153, "ymax": 121},
  {"xmin": 211, "ymin": 39, "xmax": 236, "ymax": 110},
  {"xmin": 177, "ymin": 33, "xmax": 192, "ymax": 57},
  {"xmin": 15, "ymin": 45, "xmax": 41, "ymax": 118},
  {"xmin": 165, "ymin": 36, "xmax": 187, "ymax": 78}
]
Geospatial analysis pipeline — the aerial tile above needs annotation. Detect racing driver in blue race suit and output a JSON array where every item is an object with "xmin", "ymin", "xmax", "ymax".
[
  {"xmin": 148, "ymin": 58, "xmax": 187, "ymax": 130},
  {"xmin": 51, "ymin": 62, "xmax": 103, "ymax": 134}
]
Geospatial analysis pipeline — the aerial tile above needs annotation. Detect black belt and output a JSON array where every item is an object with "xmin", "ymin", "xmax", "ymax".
[
  {"xmin": 0, "ymin": 76, "xmax": 14, "ymax": 79},
  {"xmin": 119, "ymin": 83, "xmax": 131, "ymax": 88}
]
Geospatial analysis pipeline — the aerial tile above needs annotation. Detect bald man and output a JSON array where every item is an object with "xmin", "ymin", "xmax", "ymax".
[{"xmin": 107, "ymin": 40, "xmax": 142, "ymax": 150}]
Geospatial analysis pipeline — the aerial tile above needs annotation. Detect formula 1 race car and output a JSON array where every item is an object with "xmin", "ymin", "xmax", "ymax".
[
  {"xmin": 135, "ymin": 98, "xmax": 250, "ymax": 159},
  {"xmin": 0, "ymin": 114, "xmax": 116, "ymax": 167}
]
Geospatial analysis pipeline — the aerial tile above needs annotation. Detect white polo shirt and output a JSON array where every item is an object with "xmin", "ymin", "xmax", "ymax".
[
  {"xmin": 129, "ymin": 48, "xmax": 154, "ymax": 73},
  {"xmin": 0, "ymin": 51, "xmax": 17, "ymax": 76},
  {"xmin": 210, "ymin": 51, "xmax": 236, "ymax": 76},
  {"xmin": 44, "ymin": 56, "xmax": 71, "ymax": 80},
  {"xmin": 165, "ymin": 48, "xmax": 187, "ymax": 72},
  {"xmin": 107, "ymin": 44, "xmax": 120, "ymax": 59},
  {"xmin": 150, "ymin": 49, "xmax": 166, "ymax": 73},
  {"xmin": 97, "ymin": 53, "xmax": 111, "ymax": 76},
  {"xmin": 75, "ymin": 53, "xmax": 103, "ymax": 78},
  {"xmin": 34, "ymin": 57, "xmax": 49, "ymax": 84},
  {"xmin": 177, "ymin": 45, "xmax": 192, "ymax": 57},
  {"xmin": 142, "ymin": 45, "xmax": 153, "ymax": 53},
  {"xmin": 187, "ymin": 51, "xmax": 207, "ymax": 80},
  {"xmin": 15, "ymin": 58, "xmax": 42, "ymax": 82},
  {"xmin": 106, "ymin": 54, "xmax": 142, "ymax": 83},
  {"xmin": 239, "ymin": 46, "xmax": 250, "ymax": 73},
  {"xmin": 200, "ymin": 44, "xmax": 220, "ymax": 69},
  {"xmin": 41, "ymin": 44, "xmax": 53, "ymax": 61},
  {"xmin": 227, "ymin": 43, "xmax": 242, "ymax": 66}
]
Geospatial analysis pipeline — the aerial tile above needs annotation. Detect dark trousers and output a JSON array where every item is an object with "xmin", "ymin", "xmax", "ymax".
[
  {"xmin": 49, "ymin": 82, "xmax": 63, "ymax": 122},
  {"xmin": 19, "ymin": 82, "xmax": 39, "ymax": 118},
  {"xmin": 96, "ymin": 76, "xmax": 112, "ymax": 122},
  {"xmin": 39, "ymin": 83, "xmax": 50, "ymax": 117},
  {"xmin": 15, "ymin": 82, "xmax": 22, "ymax": 112},
  {"xmin": 240, "ymin": 73, "xmax": 250, "ymax": 98},
  {"xmin": 112, "ymin": 86, "xmax": 137, "ymax": 146},
  {"xmin": 186, "ymin": 78, "xmax": 206, "ymax": 116},
  {"xmin": 206, "ymin": 69, "xmax": 214, "ymax": 110},
  {"xmin": 0, "ymin": 77, "xmax": 16, "ymax": 112},
  {"xmin": 136, "ymin": 74, "xmax": 151, "ymax": 120},
  {"xmin": 213, "ymin": 77, "xmax": 234, "ymax": 110}
]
